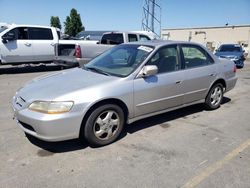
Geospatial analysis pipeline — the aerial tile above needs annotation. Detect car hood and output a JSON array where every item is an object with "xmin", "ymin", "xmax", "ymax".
[
  {"xmin": 215, "ymin": 51, "xmax": 242, "ymax": 57},
  {"xmin": 16, "ymin": 68, "xmax": 118, "ymax": 101}
]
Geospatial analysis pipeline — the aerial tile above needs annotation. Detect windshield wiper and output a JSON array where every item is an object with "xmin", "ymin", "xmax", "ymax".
[{"xmin": 84, "ymin": 66, "xmax": 110, "ymax": 76}]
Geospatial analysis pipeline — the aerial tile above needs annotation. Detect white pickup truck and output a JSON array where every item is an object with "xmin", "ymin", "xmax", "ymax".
[
  {"xmin": 0, "ymin": 24, "xmax": 61, "ymax": 65},
  {"xmin": 54, "ymin": 31, "xmax": 155, "ymax": 67},
  {"xmin": 0, "ymin": 24, "xmax": 95, "ymax": 66}
]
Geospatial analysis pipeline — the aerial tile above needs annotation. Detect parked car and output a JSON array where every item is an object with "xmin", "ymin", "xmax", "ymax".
[
  {"xmin": 12, "ymin": 40, "xmax": 237, "ymax": 146},
  {"xmin": 54, "ymin": 31, "xmax": 155, "ymax": 67},
  {"xmin": 214, "ymin": 44, "xmax": 246, "ymax": 68}
]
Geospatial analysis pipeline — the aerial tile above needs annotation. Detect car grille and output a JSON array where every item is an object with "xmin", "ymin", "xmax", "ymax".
[{"xmin": 220, "ymin": 55, "xmax": 236, "ymax": 60}]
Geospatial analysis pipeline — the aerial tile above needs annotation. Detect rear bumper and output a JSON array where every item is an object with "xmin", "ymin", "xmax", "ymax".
[
  {"xmin": 54, "ymin": 56, "xmax": 91, "ymax": 67},
  {"xmin": 225, "ymin": 76, "xmax": 237, "ymax": 93}
]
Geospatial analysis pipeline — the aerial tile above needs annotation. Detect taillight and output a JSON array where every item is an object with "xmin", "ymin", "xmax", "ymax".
[
  {"xmin": 233, "ymin": 64, "xmax": 237, "ymax": 73},
  {"xmin": 75, "ymin": 44, "xmax": 81, "ymax": 58}
]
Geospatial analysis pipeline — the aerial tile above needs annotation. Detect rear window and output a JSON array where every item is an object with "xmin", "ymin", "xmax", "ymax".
[
  {"xmin": 101, "ymin": 33, "xmax": 124, "ymax": 45},
  {"xmin": 28, "ymin": 27, "xmax": 53, "ymax": 40},
  {"xmin": 139, "ymin": 35, "xmax": 151, "ymax": 41}
]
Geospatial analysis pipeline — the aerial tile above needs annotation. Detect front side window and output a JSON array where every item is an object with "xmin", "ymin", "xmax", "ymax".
[
  {"xmin": 4, "ymin": 27, "xmax": 28, "ymax": 40},
  {"xmin": 0, "ymin": 26, "xmax": 8, "ymax": 33},
  {"xmin": 181, "ymin": 46, "xmax": 213, "ymax": 68},
  {"xmin": 28, "ymin": 28, "xmax": 53, "ymax": 40},
  {"xmin": 147, "ymin": 46, "xmax": 179, "ymax": 74},
  {"xmin": 17, "ymin": 27, "xmax": 29, "ymax": 39},
  {"xmin": 128, "ymin": 34, "xmax": 138, "ymax": 42},
  {"xmin": 84, "ymin": 44, "xmax": 154, "ymax": 77}
]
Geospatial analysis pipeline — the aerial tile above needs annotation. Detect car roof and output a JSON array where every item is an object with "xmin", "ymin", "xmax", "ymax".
[
  {"xmin": 126, "ymin": 39, "xmax": 203, "ymax": 48},
  {"xmin": 7, "ymin": 24, "xmax": 57, "ymax": 29}
]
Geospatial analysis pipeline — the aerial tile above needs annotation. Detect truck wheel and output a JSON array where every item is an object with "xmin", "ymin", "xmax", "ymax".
[
  {"xmin": 205, "ymin": 83, "xmax": 223, "ymax": 110},
  {"xmin": 82, "ymin": 104, "xmax": 124, "ymax": 147}
]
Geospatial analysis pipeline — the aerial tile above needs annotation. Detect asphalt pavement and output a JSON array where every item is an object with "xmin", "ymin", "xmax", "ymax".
[{"xmin": 0, "ymin": 62, "xmax": 249, "ymax": 188}]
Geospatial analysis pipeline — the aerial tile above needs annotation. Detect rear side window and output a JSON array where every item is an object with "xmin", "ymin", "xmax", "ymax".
[
  {"xmin": 128, "ymin": 34, "xmax": 138, "ymax": 42},
  {"xmin": 181, "ymin": 45, "xmax": 213, "ymax": 69},
  {"xmin": 28, "ymin": 27, "xmax": 53, "ymax": 40},
  {"xmin": 101, "ymin": 34, "xmax": 124, "ymax": 44}
]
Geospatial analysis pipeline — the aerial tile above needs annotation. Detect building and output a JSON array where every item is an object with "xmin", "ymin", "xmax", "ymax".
[{"xmin": 161, "ymin": 25, "xmax": 250, "ymax": 57}]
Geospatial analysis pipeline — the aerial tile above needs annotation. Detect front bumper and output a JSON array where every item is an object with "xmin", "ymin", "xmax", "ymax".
[{"xmin": 12, "ymin": 101, "xmax": 84, "ymax": 142}]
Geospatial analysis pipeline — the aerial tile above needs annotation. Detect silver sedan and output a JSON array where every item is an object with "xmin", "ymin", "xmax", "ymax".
[{"xmin": 12, "ymin": 40, "xmax": 237, "ymax": 146}]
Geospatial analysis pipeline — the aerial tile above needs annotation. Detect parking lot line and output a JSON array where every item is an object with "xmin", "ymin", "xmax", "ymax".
[{"xmin": 181, "ymin": 139, "xmax": 250, "ymax": 188}]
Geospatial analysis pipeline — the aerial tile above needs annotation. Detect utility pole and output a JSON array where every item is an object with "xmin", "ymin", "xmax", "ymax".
[{"xmin": 142, "ymin": 0, "xmax": 161, "ymax": 38}]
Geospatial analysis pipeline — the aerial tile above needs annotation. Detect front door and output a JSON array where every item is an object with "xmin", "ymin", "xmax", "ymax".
[
  {"xmin": 1, "ymin": 27, "xmax": 34, "ymax": 63},
  {"xmin": 133, "ymin": 45, "xmax": 184, "ymax": 117}
]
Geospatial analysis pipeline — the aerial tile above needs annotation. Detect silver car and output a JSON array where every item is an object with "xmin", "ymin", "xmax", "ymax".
[{"xmin": 12, "ymin": 40, "xmax": 237, "ymax": 146}]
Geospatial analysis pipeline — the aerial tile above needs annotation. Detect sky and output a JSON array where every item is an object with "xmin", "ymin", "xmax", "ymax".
[{"xmin": 0, "ymin": 0, "xmax": 250, "ymax": 32}]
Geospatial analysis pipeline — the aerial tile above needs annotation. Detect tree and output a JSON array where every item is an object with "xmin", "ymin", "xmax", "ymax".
[
  {"xmin": 50, "ymin": 16, "xmax": 61, "ymax": 30},
  {"xmin": 64, "ymin": 16, "xmax": 71, "ymax": 35},
  {"xmin": 64, "ymin": 8, "xmax": 84, "ymax": 37}
]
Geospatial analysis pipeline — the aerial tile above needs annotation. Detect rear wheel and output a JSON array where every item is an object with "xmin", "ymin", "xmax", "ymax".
[
  {"xmin": 205, "ymin": 83, "xmax": 223, "ymax": 110},
  {"xmin": 81, "ymin": 104, "xmax": 125, "ymax": 147}
]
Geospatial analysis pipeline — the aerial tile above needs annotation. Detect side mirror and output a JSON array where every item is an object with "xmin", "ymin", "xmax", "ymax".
[
  {"xmin": 138, "ymin": 65, "xmax": 158, "ymax": 78},
  {"xmin": 2, "ymin": 32, "xmax": 16, "ymax": 43}
]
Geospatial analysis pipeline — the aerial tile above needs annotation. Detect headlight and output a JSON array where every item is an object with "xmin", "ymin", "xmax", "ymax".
[{"xmin": 28, "ymin": 101, "xmax": 74, "ymax": 114}]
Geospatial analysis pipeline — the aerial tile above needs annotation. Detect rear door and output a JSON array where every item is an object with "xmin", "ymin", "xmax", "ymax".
[
  {"xmin": 133, "ymin": 45, "xmax": 184, "ymax": 117},
  {"xmin": 29, "ymin": 27, "xmax": 56, "ymax": 62},
  {"xmin": 1, "ymin": 27, "xmax": 34, "ymax": 63},
  {"xmin": 179, "ymin": 44, "xmax": 217, "ymax": 104}
]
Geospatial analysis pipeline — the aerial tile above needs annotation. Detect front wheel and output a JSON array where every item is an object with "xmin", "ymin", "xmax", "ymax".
[
  {"xmin": 205, "ymin": 83, "xmax": 224, "ymax": 110},
  {"xmin": 82, "ymin": 104, "xmax": 125, "ymax": 147}
]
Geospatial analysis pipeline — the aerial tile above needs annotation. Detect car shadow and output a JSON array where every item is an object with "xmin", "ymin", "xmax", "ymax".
[
  {"xmin": 0, "ymin": 64, "xmax": 69, "ymax": 75},
  {"xmin": 120, "ymin": 97, "xmax": 231, "ymax": 138},
  {"xmin": 25, "ymin": 97, "xmax": 231, "ymax": 153},
  {"xmin": 26, "ymin": 134, "xmax": 88, "ymax": 153}
]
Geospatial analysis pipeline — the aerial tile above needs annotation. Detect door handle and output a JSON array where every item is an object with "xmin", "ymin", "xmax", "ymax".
[
  {"xmin": 175, "ymin": 80, "xmax": 182, "ymax": 84},
  {"xmin": 25, "ymin": 43, "xmax": 31, "ymax": 46},
  {"xmin": 50, "ymin": 43, "xmax": 55, "ymax": 46},
  {"xmin": 209, "ymin": 73, "xmax": 216, "ymax": 77}
]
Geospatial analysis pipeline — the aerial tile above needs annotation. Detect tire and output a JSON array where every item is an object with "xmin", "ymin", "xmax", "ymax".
[
  {"xmin": 205, "ymin": 83, "xmax": 224, "ymax": 110},
  {"xmin": 81, "ymin": 104, "xmax": 125, "ymax": 147}
]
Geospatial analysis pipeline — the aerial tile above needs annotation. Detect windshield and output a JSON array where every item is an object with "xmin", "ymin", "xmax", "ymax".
[
  {"xmin": 0, "ymin": 26, "xmax": 7, "ymax": 33},
  {"xmin": 84, "ymin": 44, "xmax": 154, "ymax": 77},
  {"xmin": 219, "ymin": 45, "xmax": 241, "ymax": 52}
]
